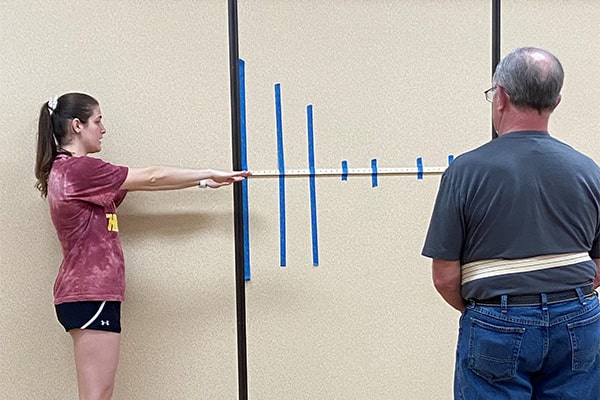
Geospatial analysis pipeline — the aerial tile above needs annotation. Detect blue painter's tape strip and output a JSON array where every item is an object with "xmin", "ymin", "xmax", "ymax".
[
  {"xmin": 239, "ymin": 59, "xmax": 251, "ymax": 281},
  {"xmin": 417, "ymin": 157, "xmax": 423, "ymax": 180},
  {"xmin": 448, "ymin": 154, "xmax": 454, "ymax": 165},
  {"xmin": 341, "ymin": 160, "xmax": 348, "ymax": 181},
  {"xmin": 371, "ymin": 159, "xmax": 378, "ymax": 187},
  {"xmin": 275, "ymin": 83, "xmax": 286, "ymax": 267},
  {"xmin": 242, "ymin": 181, "xmax": 250, "ymax": 280},
  {"xmin": 307, "ymin": 104, "xmax": 319, "ymax": 267}
]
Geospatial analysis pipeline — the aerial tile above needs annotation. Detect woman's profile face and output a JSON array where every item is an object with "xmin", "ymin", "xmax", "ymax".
[{"xmin": 79, "ymin": 106, "xmax": 106, "ymax": 154}]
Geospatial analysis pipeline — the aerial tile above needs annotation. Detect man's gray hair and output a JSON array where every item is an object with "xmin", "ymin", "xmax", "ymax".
[{"xmin": 493, "ymin": 47, "xmax": 564, "ymax": 113}]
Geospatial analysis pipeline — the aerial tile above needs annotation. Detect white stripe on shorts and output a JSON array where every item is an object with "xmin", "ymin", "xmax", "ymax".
[{"xmin": 80, "ymin": 301, "xmax": 106, "ymax": 329}]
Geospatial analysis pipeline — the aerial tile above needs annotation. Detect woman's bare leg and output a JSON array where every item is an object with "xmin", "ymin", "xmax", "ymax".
[{"xmin": 70, "ymin": 329, "xmax": 120, "ymax": 400}]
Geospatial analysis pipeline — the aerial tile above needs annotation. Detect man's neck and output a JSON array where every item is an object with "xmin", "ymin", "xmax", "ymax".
[{"xmin": 497, "ymin": 109, "xmax": 551, "ymax": 136}]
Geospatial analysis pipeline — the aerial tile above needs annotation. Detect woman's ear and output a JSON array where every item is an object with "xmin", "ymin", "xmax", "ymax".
[{"xmin": 70, "ymin": 118, "xmax": 82, "ymax": 134}]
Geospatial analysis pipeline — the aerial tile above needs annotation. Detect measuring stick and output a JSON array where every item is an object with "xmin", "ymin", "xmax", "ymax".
[{"xmin": 249, "ymin": 166, "xmax": 447, "ymax": 178}]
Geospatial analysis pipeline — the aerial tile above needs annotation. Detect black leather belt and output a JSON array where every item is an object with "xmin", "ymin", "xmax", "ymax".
[{"xmin": 472, "ymin": 284, "xmax": 596, "ymax": 306}]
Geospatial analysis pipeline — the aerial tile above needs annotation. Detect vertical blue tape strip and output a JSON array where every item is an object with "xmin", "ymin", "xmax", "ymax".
[
  {"xmin": 275, "ymin": 83, "xmax": 286, "ymax": 267},
  {"xmin": 448, "ymin": 154, "xmax": 454, "ymax": 165},
  {"xmin": 307, "ymin": 105, "xmax": 319, "ymax": 267},
  {"xmin": 417, "ymin": 157, "xmax": 423, "ymax": 180},
  {"xmin": 371, "ymin": 159, "xmax": 378, "ymax": 187},
  {"xmin": 239, "ymin": 59, "xmax": 251, "ymax": 281},
  {"xmin": 341, "ymin": 160, "xmax": 348, "ymax": 181}
]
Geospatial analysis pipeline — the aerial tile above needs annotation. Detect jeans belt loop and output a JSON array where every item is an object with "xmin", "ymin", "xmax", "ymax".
[
  {"xmin": 576, "ymin": 287, "xmax": 586, "ymax": 304},
  {"xmin": 501, "ymin": 295, "xmax": 508, "ymax": 313},
  {"xmin": 541, "ymin": 293, "xmax": 548, "ymax": 311}
]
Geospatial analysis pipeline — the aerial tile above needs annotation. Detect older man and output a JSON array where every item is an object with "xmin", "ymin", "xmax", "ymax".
[{"xmin": 422, "ymin": 47, "xmax": 600, "ymax": 399}]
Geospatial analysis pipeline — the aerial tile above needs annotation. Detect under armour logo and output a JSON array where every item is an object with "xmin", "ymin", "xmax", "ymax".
[{"xmin": 101, "ymin": 320, "xmax": 110, "ymax": 326}]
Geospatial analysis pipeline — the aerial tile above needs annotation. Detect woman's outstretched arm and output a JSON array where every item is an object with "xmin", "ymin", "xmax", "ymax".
[{"xmin": 120, "ymin": 166, "xmax": 251, "ymax": 191}]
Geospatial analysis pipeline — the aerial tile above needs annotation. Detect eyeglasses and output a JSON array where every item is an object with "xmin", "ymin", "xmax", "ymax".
[{"xmin": 484, "ymin": 86, "xmax": 496, "ymax": 103}]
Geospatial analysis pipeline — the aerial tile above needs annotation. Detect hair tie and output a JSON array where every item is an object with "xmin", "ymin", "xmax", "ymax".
[{"xmin": 48, "ymin": 95, "xmax": 58, "ymax": 115}]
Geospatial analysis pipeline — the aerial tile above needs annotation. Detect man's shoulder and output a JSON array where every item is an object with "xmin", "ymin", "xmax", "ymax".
[{"xmin": 447, "ymin": 141, "xmax": 497, "ymax": 169}]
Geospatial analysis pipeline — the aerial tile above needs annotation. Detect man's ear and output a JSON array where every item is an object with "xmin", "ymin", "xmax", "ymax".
[
  {"xmin": 496, "ymin": 86, "xmax": 510, "ymax": 112},
  {"xmin": 554, "ymin": 94, "xmax": 562, "ymax": 109}
]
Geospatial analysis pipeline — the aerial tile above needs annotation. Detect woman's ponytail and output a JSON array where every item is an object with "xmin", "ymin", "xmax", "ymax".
[{"xmin": 35, "ymin": 102, "xmax": 57, "ymax": 197}]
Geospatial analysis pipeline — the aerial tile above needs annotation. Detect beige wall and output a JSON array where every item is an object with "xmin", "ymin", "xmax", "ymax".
[{"xmin": 1, "ymin": 1, "xmax": 598, "ymax": 399}]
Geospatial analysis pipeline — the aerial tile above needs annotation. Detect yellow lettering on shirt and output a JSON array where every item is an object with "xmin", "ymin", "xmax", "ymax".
[{"xmin": 106, "ymin": 213, "xmax": 119, "ymax": 232}]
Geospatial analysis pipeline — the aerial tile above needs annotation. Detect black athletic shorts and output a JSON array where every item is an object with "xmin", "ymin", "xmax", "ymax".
[{"xmin": 55, "ymin": 301, "xmax": 122, "ymax": 333}]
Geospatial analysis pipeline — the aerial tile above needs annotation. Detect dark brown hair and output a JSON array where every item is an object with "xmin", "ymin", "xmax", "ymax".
[{"xmin": 35, "ymin": 93, "xmax": 99, "ymax": 197}]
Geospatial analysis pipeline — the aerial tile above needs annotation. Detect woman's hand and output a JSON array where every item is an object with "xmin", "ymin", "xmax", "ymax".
[{"xmin": 205, "ymin": 170, "xmax": 252, "ymax": 188}]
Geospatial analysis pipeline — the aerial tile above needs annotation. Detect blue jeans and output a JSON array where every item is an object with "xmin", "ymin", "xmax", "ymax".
[{"xmin": 455, "ymin": 291, "xmax": 600, "ymax": 400}]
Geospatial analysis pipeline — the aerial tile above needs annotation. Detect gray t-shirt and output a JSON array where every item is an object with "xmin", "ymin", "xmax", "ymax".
[{"xmin": 422, "ymin": 131, "xmax": 600, "ymax": 299}]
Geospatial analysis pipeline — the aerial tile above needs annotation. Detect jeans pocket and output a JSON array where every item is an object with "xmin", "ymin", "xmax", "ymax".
[
  {"xmin": 467, "ymin": 318, "xmax": 525, "ymax": 382},
  {"xmin": 567, "ymin": 310, "xmax": 600, "ymax": 372}
]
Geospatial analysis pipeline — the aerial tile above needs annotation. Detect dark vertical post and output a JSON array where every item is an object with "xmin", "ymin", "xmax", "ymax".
[
  {"xmin": 227, "ymin": 0, "xmax": 248, "ymax": 398},
  {"xmin": 491, "ymin": 0, "xmax": 501, "ymax": 139}
]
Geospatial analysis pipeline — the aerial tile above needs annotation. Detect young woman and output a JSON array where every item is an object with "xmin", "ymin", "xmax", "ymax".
[{"xmin": 35, "ymin": 92, "xmax": 251, "ymax": 400}]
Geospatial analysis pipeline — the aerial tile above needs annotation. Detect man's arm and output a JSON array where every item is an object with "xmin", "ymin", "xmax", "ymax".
[
  {"xmin": 594, "ymin": 259, "xmax": 600, "ymax": 288},
  {"xmin": 432, "ymin": 259, "xmax": 465, "ymax": 312}
]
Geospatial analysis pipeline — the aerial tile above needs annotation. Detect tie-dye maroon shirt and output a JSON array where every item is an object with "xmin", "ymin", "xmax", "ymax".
[{"xmin": 48, "ymin": 155, "xmax": 129, "ymax": 304}]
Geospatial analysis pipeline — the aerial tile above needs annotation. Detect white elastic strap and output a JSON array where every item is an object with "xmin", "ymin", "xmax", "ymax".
[
  {"xmin": 462, "ymin": 252, "xmax": 591, "ymax": 285},
  {"xmin": 199, "ymin": 179, "xmax": 207, "ymax": 189}
]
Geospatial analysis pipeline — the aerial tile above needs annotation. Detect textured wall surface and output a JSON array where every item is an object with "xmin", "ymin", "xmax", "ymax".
[{"xmin": 1, "ymin": 1, "xmax": 598, "ymax": 399}]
